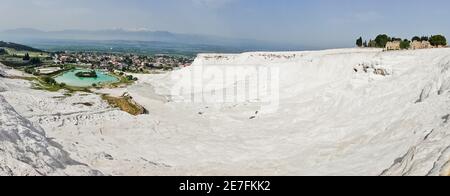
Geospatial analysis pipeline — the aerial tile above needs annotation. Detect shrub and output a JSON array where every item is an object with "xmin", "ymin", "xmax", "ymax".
[
  {"xmin": 24, "ymin": 67, "xmax": 35, "ymax": 74},
  {"xmin": 368, "ymin": 40, "xmax": 377, "ymax": 47},
  {"xmin": 41, "ymin": 76, "xmax": 57, "ymax": 85},
  {"xmin": 429, "ymin": 35, "xmax": 447, "ymax": 46},
  {"xmin": 400, "ymin": 39, "xmax": 411, "ymax": 49}
]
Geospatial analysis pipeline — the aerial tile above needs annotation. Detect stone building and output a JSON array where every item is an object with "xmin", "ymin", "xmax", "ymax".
[
  {"xmin": 385, "ymin": 41, "xmax": 401, "ymax": 50},
  {"xmin": 410, "ymin": 40, "xmax": 432, "ymax": 50}
]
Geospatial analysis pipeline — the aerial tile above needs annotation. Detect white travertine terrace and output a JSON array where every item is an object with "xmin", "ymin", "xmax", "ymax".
[{"xmin": 1, "ymin": 48, "xmax": 449, "ymax": 176}]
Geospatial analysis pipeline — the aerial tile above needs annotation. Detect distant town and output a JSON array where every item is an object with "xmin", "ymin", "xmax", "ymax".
[
  {"xmin": 0, "ymin": 41, "xmax": 197, "ymax": 92},
  {"xmin": 0, "ymin": 41, "xmax": 195, "ymax": 78},
  {"xmin": 52, "ymin": 51, "xmax": 195, "ymax": 73}
]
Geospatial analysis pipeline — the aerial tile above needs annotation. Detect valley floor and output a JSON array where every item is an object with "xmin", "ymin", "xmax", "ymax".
[{"xmin": 1, "ymin": 48, "xmax": 449, "ymax": 176}]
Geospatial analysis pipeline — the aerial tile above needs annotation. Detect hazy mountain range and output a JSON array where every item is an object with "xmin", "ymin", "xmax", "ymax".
[{"xmin": 0, "ymin": 28, "xmax": 306, "ymax": 52}]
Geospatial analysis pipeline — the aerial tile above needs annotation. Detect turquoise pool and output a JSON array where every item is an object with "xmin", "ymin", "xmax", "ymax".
[{"xmin": 54, "ymin": 69, "xmax": 119, "ymax": 87}]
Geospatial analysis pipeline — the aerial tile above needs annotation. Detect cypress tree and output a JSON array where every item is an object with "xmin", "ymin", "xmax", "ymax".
[{"xmin": 356, "ymin": 37, "xmax": 363, "ymax": 47}]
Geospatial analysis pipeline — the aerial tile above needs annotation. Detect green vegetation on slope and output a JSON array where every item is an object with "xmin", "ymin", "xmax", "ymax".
[{"xmin": 0, "ymin": 41, "xmax": 43, "ymax": 52}]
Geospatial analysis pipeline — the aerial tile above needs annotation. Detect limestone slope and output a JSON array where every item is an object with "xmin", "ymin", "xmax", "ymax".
[{"xmin": 0, "ymin": 83, "xmax": 101, "ymax": 176}]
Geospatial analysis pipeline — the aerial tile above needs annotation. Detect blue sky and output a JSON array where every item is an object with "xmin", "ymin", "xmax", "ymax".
[{"xmin": 0, "ymin": 0, "xmax": 449, "ymax": 48}]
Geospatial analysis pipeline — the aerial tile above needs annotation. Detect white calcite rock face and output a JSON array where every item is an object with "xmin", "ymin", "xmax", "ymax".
[
  {"xmin": 0, "ymin": 92, "xmax": 101, "ymax": 176},
  {"xmin": 1, "ymin": 48, "xmax": 450, "ymax": 176}
]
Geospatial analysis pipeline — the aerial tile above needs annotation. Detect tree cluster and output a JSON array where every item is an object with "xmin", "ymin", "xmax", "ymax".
[
  {"xmin": 356, "ymin": 34, "xmax": 447, "ymax": 49},
  {"xmin": 23, "ymin": 53, "xmax": 31, "ymax": 61},
  {"xmin": 30, "ymin": 57, "xmax": 42, "ymax": 65},
  {"xmin": 429, "ymin": 35, "xmax": 447, "ymax": 46}
]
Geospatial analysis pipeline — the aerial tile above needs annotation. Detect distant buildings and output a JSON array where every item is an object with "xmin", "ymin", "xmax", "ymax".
[
  {"xmin": 361, "ymin": 34, "xmax": 447, "ymax": 51},
  {"xmin": 51, "ymin": 52, "xmax": 194, "ymax": 72},
  {"xmin": 385, "ymin": 40, "xmax": 434, "ymax": 51},
  {"xmin": 385, "ymin": 41, "xmax": 401, "ymax": 50},
  {"xmin": 410, "ymin": 40, "xmax": 432, "ymax": 50}
]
